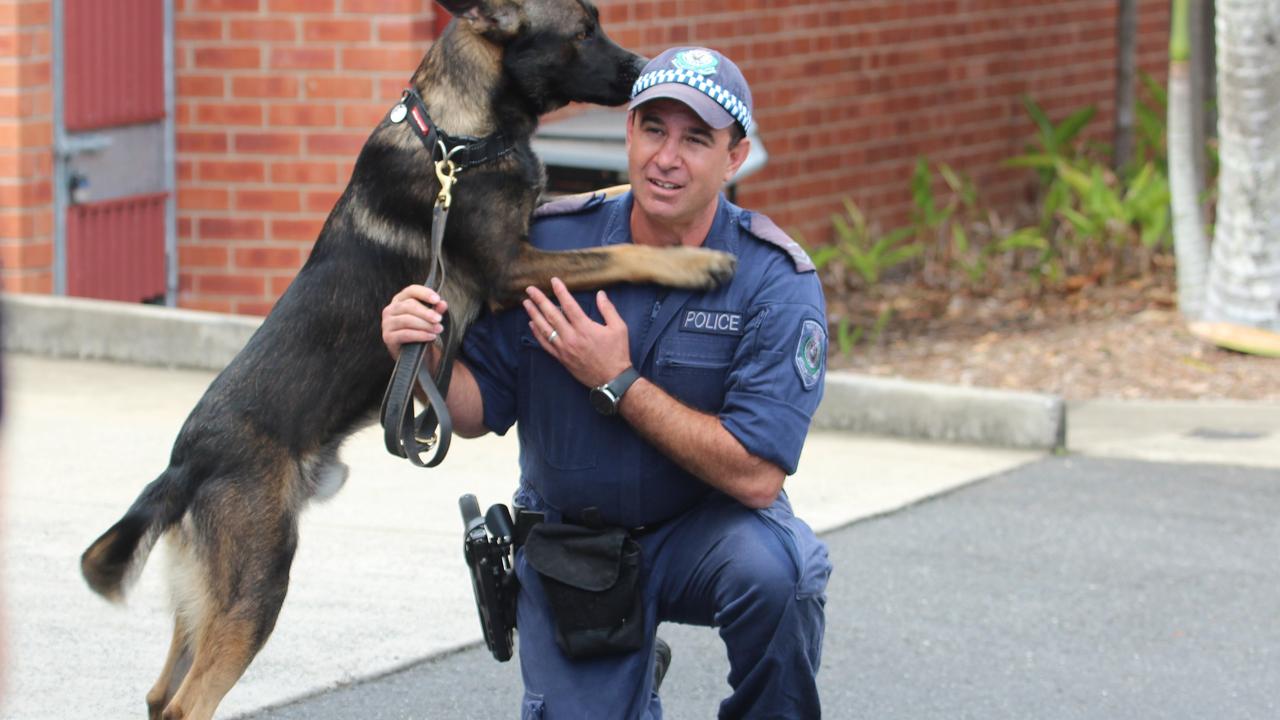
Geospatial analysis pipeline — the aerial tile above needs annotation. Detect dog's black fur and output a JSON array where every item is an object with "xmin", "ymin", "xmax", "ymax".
[{"xmin": 80, "ymin": 2, "xmax": 735, "ymax": 717}]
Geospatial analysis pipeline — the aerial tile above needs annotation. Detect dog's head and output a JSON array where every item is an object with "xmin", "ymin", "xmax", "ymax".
[{"xmin": 438, "ymin": 0, "xmax": 646, "ymax": 114}]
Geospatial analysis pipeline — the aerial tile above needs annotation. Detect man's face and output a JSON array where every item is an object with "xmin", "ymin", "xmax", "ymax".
[{"xmin": 625, "ymin": 98, "xmax": 750, "ymax": 233}]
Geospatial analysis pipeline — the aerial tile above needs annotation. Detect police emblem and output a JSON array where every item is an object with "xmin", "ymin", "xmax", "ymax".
[
  {"xmin": 672, "ymin": 49, "xmax": 719, "ymax": 75},
  {"xmin": 794, "ymin": 320, "xmax": 825, "ymax": 390}
]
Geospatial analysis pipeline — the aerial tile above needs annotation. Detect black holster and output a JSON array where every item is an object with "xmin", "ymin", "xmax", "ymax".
[
  {"xmin": 460, "ymin": 495, "xmax": 518, "ymax": 662},
  {"xmin": 523, "ymin": 522, "xmax": 645, "ymax": 659}
]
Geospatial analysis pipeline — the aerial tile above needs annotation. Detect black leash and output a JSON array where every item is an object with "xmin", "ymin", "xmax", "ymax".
[{"xmin": 378, "ymin": 88, "xmax": 514, "ymax": 468}]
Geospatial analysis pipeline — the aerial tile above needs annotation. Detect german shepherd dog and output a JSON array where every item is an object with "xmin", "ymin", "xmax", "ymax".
[{"xmin": 80, "ymin": 2, "xmax": 735, "ymax": 717}]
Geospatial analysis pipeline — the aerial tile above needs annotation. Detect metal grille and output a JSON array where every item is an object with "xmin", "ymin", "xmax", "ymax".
[
  {"xmin": 63, "ymin": 0, "xmax": 165, "ymax": 131},
  {"xmin": 66, "ymin": 193, "xmax": 167, "ymax": 302}
]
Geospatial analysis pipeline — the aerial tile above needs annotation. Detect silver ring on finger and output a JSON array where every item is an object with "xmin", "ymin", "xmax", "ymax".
[{"xmin": 547, "ymin": 330, "xmax": 559, "ymax": 343}]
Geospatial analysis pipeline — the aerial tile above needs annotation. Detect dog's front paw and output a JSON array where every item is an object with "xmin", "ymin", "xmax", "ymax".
[{"xmin": 653, "ymin": 247, "xmax": 736, "ymax": 290}]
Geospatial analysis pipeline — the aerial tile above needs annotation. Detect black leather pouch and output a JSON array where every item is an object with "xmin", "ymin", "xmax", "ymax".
[{"xmin": 523, "ymin": 522, "xmax": 644, "ymax": 659}]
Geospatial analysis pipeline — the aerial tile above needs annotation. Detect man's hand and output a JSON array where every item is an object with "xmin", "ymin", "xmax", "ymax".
[
  {"xmin": 524, "ymin": 277, "xmax": 631, "ymax": 388},
  {"xmin": 381, "ymin": 285, "xmax": 448, "ymax": 361}
]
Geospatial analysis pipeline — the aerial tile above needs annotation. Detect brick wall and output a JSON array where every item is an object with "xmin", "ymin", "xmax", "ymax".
[
  {"xmin": 1, "ymin": 0, "xmax": 1171, "ymax": 313},
  {"xmin": 174, "ymin": 0, "xmax": 436, "ymax": 314},
  {"xmin": 601, "ymin": 0, "xmax": 1170, "ymax": 247},
  {"xmin": 0, "ymin": 0, "xmax": 54, "ymax": 294}
]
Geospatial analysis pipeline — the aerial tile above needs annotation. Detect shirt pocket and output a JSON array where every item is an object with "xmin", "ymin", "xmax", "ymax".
[
  {"xmin": 653, "ymin": 335, "xmax": 738, "ymax": 412},
  {"xmin": 519, "ymin": 334, "xmax": 598, "ymax": 471}
]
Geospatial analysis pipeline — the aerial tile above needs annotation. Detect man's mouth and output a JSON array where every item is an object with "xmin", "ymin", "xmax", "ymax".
[{"xmin": 649, "ymin": 178, "xmax": 683, "ymax": 191}]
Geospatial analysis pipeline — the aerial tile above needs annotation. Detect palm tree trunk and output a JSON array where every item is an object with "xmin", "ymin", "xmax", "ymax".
[{"xmin": 1206, "ymin": 0, "xmax": 1280, "ymax": 330}]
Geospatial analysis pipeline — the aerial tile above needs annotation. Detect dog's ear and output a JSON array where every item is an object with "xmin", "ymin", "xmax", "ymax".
[{"xmin": 436, "ymin": 0, "xmax": 524, "ymax": 39}]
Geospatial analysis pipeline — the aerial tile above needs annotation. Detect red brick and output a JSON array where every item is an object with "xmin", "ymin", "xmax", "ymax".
[
  {"xmin": 179, "ymin": 244, "xmax": 230, "ymax": 268},
  {"xmin": 198, "ymin": 160, "xmax": 266, "ymax": 183},
  {"xmin": 194, "ymin": 0, "xmax": 260, "ymax": 10},
  {"xmin": 235, "ymin": 188, "xmax": 301, "ymax": 213},
  {"xmin": 305, "ymin": 189, "xmax": 343, "ymax": 213},
  {"xmin": 342, "ymin": 0, "xmax": 421, "ymax": 13},
  {"xmin": 270, "ymin": 161, "xmax": 338, "ymax": 185},
  {"xmin": 179, "ymin": 75, "xmax": 225, "ymax": 98},
  {"xmin": 0, "ymin": 241, "xmax": 52, "ymax": 269},
  {"xmin": 304, "ymin": 19, "xmax": 372, "ymax": 43},
  {"xmin": 198, "ymin": 217, "xmax": 266, "ymax": 240},
  {"xmin": 270, "ymin": 47, "xmax": 335, "ymax": 71},
  {"xmin": 231, "ymin": 75, "xmax": 299, "ymax": 99},
  {"xmin": 229, "ymin": 19, "xmax": 297, "ymax": 42},
  {"xmin": 305, "ymin": 76, "xmax": 373, "ymax": 100},
  {"xmin": 195, "ymin": 272, "xmax": 266, "ymax": 296},
  {"xmin": 176, "ymin": 19, "xmax": 223, "ymax": 41},
  {"xmin": 195, "ymin": 102, "xmax": 263, "ymax": 126},
  {"xmin": 267, "ymin": 0, "xmax": 335, "ymax": 11},
  {"xmin": 178, "ymin": 187, "xmax": 229, "ymax": 211},
  {"xmin": 271, "ymin": 217, "xmax": 326, "ymax": 241},
  {"xmin": 234, "ymin": 132, "xmax": 301, "ymax": 155},
  {"xmin": 4, "ymin": 271, "xmax": 53, "ymax": 294},
  {"xmin": 341, "ymin": 47, "xmax": 422, "ymax": 72},
  {"xmin": 267, "ymin": 103, "xmax": 337, "ymax": 128},
  {"xmin": 194, "ymin": 47, "xmax": 260, "ymax": 70},
  {"xmin": 304, "ymin": 132, "xmax": 365, "ymax": 157},
  {"xmin": 377, "ymin": 18, "xmax": 433, "ymax": 43},
  {"xmin": 234, "ymin": 246, "xmax": 302, "ymax": 269},
  {"xmin": 341, "ymin": 104, "xmax": 385, "ymax": 129},
  {"xmin": 180, "ymin": 296, "xmax": 234, "ymax": 313}
]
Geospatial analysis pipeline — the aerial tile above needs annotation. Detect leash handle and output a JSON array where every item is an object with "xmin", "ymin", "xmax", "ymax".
[{"xmin": 379, "ymin": 194, "xmax": 456, "ymax": 468}]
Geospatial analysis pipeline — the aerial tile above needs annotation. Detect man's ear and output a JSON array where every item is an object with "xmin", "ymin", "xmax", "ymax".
[
  {"xmin": 437, "ymin": 0, "xmax": 524, "ymax": 38},
  {"xmin": 724, "ymin": 136, "xmax": 751, "ymax": 183}
]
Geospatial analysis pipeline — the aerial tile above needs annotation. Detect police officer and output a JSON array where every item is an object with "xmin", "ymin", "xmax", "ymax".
[{"xmin": 382, "ymin": 47, "xmax": 831, "ymax": 719}]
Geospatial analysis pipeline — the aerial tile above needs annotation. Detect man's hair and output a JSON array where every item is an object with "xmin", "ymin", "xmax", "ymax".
[{"xmin": 728, "ymin": 123, "xmax": 746, "ymax": 150}]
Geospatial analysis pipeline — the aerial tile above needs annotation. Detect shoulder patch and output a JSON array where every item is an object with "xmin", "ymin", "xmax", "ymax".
[
  {"xmin": 533, "ymin": 190, "xmax": 608, "ymax": 219},
  {"xmin": 740, "ymin": 212, "xmax": 815, "ymax": 272},
  {"xmin": 794, "ymin": 319, "xmax": 826, "ymax": 390}
]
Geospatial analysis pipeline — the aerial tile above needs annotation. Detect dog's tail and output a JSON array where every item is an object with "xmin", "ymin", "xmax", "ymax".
[{"xmin": 81, "ymin": 468, "xmax": 188, "ymax": 602}]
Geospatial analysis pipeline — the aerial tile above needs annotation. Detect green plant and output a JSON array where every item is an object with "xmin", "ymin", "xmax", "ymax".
[{"xmin": 813, "ymin": 198, "xmax": 923, "ymax": 286}]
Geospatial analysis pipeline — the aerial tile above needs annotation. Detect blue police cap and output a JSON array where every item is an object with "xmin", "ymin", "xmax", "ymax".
[{"xmin": 629, "ymin": 47, "xmax": 754, "ymax": 135}]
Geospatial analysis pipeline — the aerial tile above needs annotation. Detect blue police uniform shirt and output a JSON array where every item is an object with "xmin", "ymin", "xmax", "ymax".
[{"xmin": 462, "ymin": 191, "xmax": 827, "ymax": 528}]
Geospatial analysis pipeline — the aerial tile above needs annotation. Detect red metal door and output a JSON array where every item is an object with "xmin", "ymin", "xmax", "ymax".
[{"xmin": 61, "ymin": 0, "xmax": 169, "ymax": 303}]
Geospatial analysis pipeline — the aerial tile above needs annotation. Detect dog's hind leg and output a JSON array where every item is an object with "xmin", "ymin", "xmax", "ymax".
[
  {"xmin": 147, "ymin": 615, "xmax": 193, "ymax": 720},
  {"xmin": 160, "ymin": 479, "xmax": 299, "ymax": 720}
]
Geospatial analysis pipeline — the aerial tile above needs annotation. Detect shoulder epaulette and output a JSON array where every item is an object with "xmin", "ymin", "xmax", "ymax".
[
  {"xmin": 533, "ymin": 189, "xmax": 610, "ymax": 219},
  {"xmin": 739, "ymin": 211, "xmax": 815, "ymax": 273}
]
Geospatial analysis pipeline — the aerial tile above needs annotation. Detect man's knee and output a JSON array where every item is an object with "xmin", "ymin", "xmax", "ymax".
[{"xmin": 716, "ymin": 521, "xmax": 803, "ymax": 617}]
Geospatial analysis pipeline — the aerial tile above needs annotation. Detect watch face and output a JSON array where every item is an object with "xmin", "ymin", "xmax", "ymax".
[{"xmin": 590, "ymin": 386, "xmax": 618, "ymax": 416}]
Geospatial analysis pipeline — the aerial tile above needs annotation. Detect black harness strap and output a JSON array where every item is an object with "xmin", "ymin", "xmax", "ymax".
[{"xmin": 378, "ymin": 87, "xmax": 514, "ymax": 468}]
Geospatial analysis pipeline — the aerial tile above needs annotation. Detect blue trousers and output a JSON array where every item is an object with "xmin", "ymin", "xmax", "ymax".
[{"xmin": 514, "ymin": 490, "xmax": 831, "ymax": 719}]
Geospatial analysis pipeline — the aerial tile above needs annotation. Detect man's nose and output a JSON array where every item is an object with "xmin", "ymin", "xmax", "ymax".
[{"xmin": 654, "ymin": 135, "xmax": 681, "ymax": 169}]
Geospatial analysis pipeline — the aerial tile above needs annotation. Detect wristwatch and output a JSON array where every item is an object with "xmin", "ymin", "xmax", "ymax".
[{"xmin": 590, "ymin": 367, "xmax": 641, "ymax": 416}]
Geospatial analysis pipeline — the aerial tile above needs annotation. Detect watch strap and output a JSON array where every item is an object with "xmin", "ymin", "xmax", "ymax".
[{"xmin": 606, "ymin": 367, "xmax": 641, "ymax": 401}]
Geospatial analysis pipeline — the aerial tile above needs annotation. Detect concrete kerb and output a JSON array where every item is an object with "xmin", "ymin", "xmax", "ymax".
[
  {"xmin": 2, "ymin": 293, "xmax": 261, "ymax": 371},
  {"xmin": 0, "ymin": 293, "xmax": 1067, "ymax": 450}
]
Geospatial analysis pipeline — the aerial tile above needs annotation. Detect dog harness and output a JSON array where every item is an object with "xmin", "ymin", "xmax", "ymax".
[{"xmin": 379, "ymin": 87, "xmax": 517, "ymax": 468}]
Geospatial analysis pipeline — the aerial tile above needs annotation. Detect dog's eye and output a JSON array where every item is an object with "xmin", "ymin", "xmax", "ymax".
[{"xmin": 575, "ymin": 27, "xmax": 592, "ymax": 42}]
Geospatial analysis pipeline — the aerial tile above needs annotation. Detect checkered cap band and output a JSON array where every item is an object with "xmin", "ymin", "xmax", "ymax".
[{"xmin": 631, "ymin": 68, "xmax": 754, "ymax": 135}]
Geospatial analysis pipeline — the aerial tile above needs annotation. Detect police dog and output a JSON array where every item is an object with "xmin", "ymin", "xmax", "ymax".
[{"xmin": 79, "ymin": 2, "xmax": 735, "ymax": 717}]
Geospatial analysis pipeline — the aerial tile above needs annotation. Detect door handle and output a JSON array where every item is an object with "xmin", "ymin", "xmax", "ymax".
[{"xmin": 61, "ymin": 133, "xmax": 113, "ymax": 155}]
